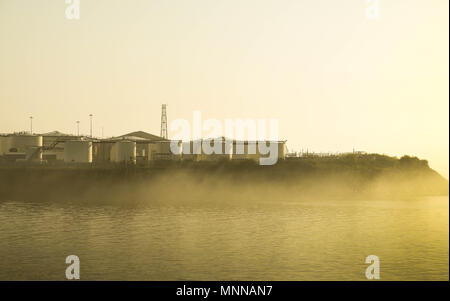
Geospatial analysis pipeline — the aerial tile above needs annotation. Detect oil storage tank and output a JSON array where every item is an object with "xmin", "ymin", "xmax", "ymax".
[
  {"xmin": 277, "ymin": 141, "xmax": 287, "ymax": 160},
  {"xmin": 0, "ymin": 136, "xmax": 6, "ymax": 155},
  {"xmin": 93, "ymin": 142, "xmax": 114, "ymax": 163},
  {"xmin": 6, "ymin": 134, "xmax": 43, "ymax": 160},
  {"xmin": 7, "ymin": 135, "xmax": 43, "ymax": 153},
  {"xmin": 24, "ymin": 146, "xmax": 43, "ymax": 161},
  {"xmin": 64, "ymin": 140, "xmax": 93, "ymax": 163},
  {"xmin": 111, "ymin": 140, "xmax": 136, "ymax": 163}
]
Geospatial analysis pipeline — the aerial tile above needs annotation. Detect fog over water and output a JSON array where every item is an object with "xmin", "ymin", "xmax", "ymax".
[
  {"xmin": 0, "ymin": 158, "xmax": 448, "ymax": 280},
  {"xmin": 0, "ymin": 195, "xmax": 448, "ymax": 280}
]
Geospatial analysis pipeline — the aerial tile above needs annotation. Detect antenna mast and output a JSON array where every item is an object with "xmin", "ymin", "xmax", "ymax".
[{"xmin": 160, "ymin": 104, "xmax": 168, "ymax": 139}]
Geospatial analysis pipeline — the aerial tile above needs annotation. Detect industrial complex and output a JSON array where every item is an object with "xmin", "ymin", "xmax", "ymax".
[
  {"xmin": 0, "ymin": 106, "xmax": 287, "ymax": 166},
  {"xmin": 0, "ymin": 131, "xmax": 287, "ymax": 165}
]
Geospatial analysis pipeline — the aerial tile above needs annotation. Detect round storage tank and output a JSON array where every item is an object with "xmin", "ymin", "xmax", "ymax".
[
  {"xmin": 7, "ymin": 135, "xmax": 43, "ymax": 153},
  {"xmin": 2, "ymin": 136, "xmax": 11, "ymax": 155},
  {"xmin": 112, "ymin": 141, "xmax": 136, "ymax": 163},
  {"xmin": 64, "ymin": 140, "xmax": 93, "ymax": 163},
  {"xmin": 25, "ymin": 147, "xmax": 43, "ymax": 161}
]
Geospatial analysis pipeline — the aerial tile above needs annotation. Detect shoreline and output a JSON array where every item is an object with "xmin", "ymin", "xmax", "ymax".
[{"xmin": 1, "ymin": 155, "xmax": 448, "ymax": 203}]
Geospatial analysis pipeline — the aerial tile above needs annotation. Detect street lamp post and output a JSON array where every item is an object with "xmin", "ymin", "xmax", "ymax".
[{"xmin": 89, "ymin": 114, "xmax": 93, "ymax": 138}]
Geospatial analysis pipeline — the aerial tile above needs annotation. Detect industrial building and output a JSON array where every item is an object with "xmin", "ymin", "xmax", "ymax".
[
  {"xmin": 110, "ymin": 140, "xmax": 137, "ymax": 163},
  {"xmin": 148, "ymin": 140, "xmax": 182, "ymax": 161},
  {"xmin": 93, "ymin": 131, "xmax": 170, "ymax": 164},
  {"xmin": 185, "ymin": 138, "xmax": 233, "ymax": 162},
  {"xmin": 42, "ymin": 131, "xmax": 80, "ymax": 161},
  {"xmin": 0, "ymin": 131, "xmax": 287, "ymax": 165},
  {"xmin": 1, "ymin": 105, "xmax": 288, "ymax": 166},
  {"xmin": 232, "ymin": 140, "xmax": 287, "ymax": 162}
]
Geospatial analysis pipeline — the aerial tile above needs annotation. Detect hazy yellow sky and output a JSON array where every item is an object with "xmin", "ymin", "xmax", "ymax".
[{"xmin": 0, "ymin": 0, "xmax": 448, "ymax": 177}]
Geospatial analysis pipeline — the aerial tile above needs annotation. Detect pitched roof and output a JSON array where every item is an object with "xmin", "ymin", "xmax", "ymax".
[
  {"xmin": 41, "ymin": 130, "xmax": 72, "ymax": 137},
  {"xmin": 118, "ymin": 131, "xmax": 165, "ymax": 141}
]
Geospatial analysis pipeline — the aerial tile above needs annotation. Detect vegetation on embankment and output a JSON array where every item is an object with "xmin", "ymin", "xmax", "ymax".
[{"xmin": 0, "ymin": 154, "xmax": 447, "ymax": 203}]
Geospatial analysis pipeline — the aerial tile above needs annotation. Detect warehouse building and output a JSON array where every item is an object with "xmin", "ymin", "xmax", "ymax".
[{"xmin": 148, "ymin": 140, "xmax": 182, "ymax": 161}]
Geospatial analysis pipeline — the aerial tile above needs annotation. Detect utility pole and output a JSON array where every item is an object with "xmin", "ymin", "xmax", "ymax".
[
  {"xmin": 76, "ymin": 121, "xmax": 80, "ymax": 136},
  {"xmin": 29, "ymin": 116, "xmax": 33, "ymax": 134},
  {"xmin": 89, "ymin": 114, "xmax": 93, "ymax": 138}
]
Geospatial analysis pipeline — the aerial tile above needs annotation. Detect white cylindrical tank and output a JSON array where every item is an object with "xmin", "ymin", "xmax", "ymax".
[
  {"xmin": 111, "ymin": 141, "xmax": 136, "ymax": 163},
  {"xmin": 7, "ymin": 135, "xmax": 43, "ymax": 153},
  {"xmin": 64, "ymin": 140, "xmax": 93, "ymax": 163},
  {"xmin": 25, "ymin": 147, "xmax": 43, "ymax": 161},
  {"xmin": 2, "ymin": 136, "xmax": 11, "ymax": 155}
]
